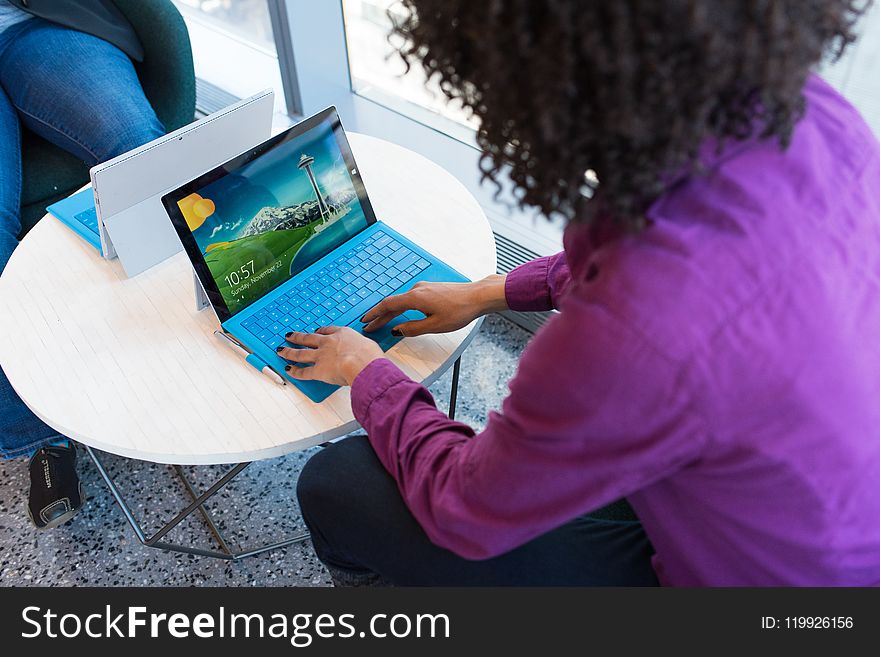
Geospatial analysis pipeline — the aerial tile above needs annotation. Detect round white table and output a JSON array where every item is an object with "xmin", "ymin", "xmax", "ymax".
[{"xmin": 0, "ymin": 132, "xmax": 496, "ymax": 559}]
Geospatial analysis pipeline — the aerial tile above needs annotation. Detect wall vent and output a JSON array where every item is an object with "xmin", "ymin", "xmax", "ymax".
[
  {"xmin": 195, "ymin": 79, "xmax": 240, "ymax": 117},
  {"xmin": 494, "ymin": 232, "xmax": 551, "ymax": 334}
]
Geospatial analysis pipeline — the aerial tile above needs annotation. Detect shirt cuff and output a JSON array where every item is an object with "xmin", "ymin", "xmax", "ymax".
[
  {"xmin": 504, "ymin": 258, "xmax": 552, "ymax": 312},
  {"xmin": 350, "ymin": 358, "xmax": 412, "ymax": 428}
]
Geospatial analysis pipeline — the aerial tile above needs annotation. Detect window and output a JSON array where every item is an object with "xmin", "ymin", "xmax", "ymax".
[
  {"xmin": 342, "ymin": 0, "xmax": 477, "ymax": 144},
  {"xmin": 172, "ymin": 0, "xmax": 287, "ymax": 114},
  {"xmin": 819, "ymin": 1, "xmax": 880, "ymax": 136}
]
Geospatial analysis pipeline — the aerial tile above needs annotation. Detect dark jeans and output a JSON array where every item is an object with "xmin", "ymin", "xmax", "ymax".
[
  {"xmin": 0, "ymin": 18, "xmax": 165, "ymax": 458},
  {"xmin": 297, "ymin": 436, "xmax": 659, "ymax": 586}
]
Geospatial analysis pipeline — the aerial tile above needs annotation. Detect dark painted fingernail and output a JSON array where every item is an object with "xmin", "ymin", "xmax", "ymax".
[
  {"xmin": 360, "ymin": 315, "xmax": 367, "ymax": 323},
  {"xmin": 391, "ymin": 328, "xmax": 402, "ymax": 337},
  {"xmin": 285, "ymin": 365, "xmax": 292, "ymax": 372},
  {"xmin": 285, "ymin": 332, "xmax": 293, "ymax": 338},
  {"xmin": 275, "ymin": 346, "xmax": 284, "ymax": 353}
]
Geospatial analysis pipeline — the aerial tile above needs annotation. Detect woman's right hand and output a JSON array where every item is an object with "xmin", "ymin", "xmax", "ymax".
[{"xmin": 361, "ymin": 274, "xmax": 509, "ymax": 337}]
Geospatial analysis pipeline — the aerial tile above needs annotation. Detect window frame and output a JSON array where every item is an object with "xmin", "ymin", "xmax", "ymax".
[{"xmin": 276, "ymin": 0, "xmax": 564, "ymax": 258}]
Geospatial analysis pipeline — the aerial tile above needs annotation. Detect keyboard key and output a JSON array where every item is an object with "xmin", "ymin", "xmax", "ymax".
[
  {"xmin": 386, "ymin": 267, "xmax": 401, "ymax": 279},
  {"xmin": 390, "ymin": 246, "xmax": 410, "ymax": 262},
  {"xmin": 341, "ymin": 284, "xmax": 356, "ymax": 295},
  {"xmin": 301, "ymin": 313, "xmax": 316, "ymax": 324},
  {"xmin": 266, "ymin": 334, "xmax": 286, "ymax": 350},
  {"xmin": 397, "ymin": 253, "xmax": 420, "ymax": 270},
  {"xmin": 280, "ymin": 315, "xmax": 294, "ymax": 326},
  {"xmin": 257, "ymin": 316, "xmax": 273, "ymax": 329},
  {"xmin": 351, "ymin": 266, "xmax": 366, "ymax": 277},
  {"xmin": 325, "ymin": 308, "xmax": 341, "ymax": 320},
  {"xmin": 257, "ymin": 329, "xmax": 272, "ymax": 342},
  {"xmin": 378, "ymin": 285, "xmax": 393, "ymax": 296},
  {"xmin": 269, "ymin": 310, "xmax": 283, "ymax": 320},
  {"xmin": 376, "ymin": 273, "xmax": 392, "ymax": 285},
  {"xmin": 395, "ymin": 274, "xmax": 410, "ymax": 287},
  {"xmin": 346, "ymin": 294, "xmax": 361, "ymax": 305},
  {"xmin": 356, "ymin": 288, "xmax": 371, "ymax": 299},
  {"xmin": 416, "ymin": 258, "xmax": 430, "ymax": 270},
  {"xmin": 291, "ymin": 321, "xmax": 305, "ymax": 332},
  {"xmin": 279, "ymin": 303, "xmax": 292, "ymax": 313},
  {"xmin": 332, "ymin": 291, "xmax": 346, "ymax": 302},
  {"xmin": 241, "ymin": 317, "xmax": 257, "ymax": 329},
  {"xmin": 331, "ymin": 279, "xmax": 345, "ymax": 290},
  {"xmin": 337, "ymin": 302, "xmax": 351, "ymax": 313},
  {"xmin": 270, "ymin": 322, "xmax": 283, "ymax": 333},
  {"xmin": 366, "ymin": 280, "xmax": 383, "ymax": 292},
  {"xmin": 360, "ymin": 291, "xmax": 385, "ymax": 312},
  {"xmin": 321, "ymin": 298, "xmax": 335, "ymax": 310},
  {"xmin": 75, "ymin": 208, "xmax": 99, "ymax": 232},
  {"xmin": 301, "ymin": 300, "xmax": 316, "ymax": 311}
]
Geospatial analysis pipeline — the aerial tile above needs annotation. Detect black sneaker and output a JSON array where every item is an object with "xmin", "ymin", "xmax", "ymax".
[{"xmin": 28, "ymin": 444, "xmax": 84, "ymax": 530}]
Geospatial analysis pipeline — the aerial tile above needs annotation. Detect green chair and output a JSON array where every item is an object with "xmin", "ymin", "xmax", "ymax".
[{"xmin": 18, "ymin": 0, "xmax": 196, "ymax": 238}]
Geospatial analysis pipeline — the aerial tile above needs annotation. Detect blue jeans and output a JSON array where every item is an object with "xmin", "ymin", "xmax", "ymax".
[{"xmin": 0, "ymin": 19, "xmax": 165, "ymax": 459}]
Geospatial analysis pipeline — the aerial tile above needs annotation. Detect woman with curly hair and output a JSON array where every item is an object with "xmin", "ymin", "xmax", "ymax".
[{"xmin": 285, "ymin": 0, "xmax": 880, "ymax": 585}]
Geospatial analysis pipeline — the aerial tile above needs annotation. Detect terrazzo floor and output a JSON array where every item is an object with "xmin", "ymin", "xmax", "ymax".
[{"xmin": 0, "ymin": 315, "xmax": 531, "ymax": 586}]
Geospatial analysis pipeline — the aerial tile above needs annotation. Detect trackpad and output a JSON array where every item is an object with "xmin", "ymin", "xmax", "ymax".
[{"xmin": 349, "ymin": 310, "xmax": 425, "ymax": 351}]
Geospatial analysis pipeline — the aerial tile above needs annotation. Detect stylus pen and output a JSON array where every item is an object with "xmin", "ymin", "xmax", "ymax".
[{"xmin": 213, "ymin": 330, "xmax": 286, "ymax": 387}]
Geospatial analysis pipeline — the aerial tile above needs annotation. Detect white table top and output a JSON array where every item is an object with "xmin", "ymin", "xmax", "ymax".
[{"xmin": 0, "ymin": 133, "xmax": 496, "ymax": 465}]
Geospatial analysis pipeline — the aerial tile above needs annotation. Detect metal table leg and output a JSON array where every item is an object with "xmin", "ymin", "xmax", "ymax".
[
  {"xmin": 86, "ymin": 445, "xmax": 310, "ymax": 561},
  {"xmin": 87, "ymin": 355, "xmax": 466, "ymax": 559},
  {"xmin": 448, "ymin": 356, "xmax": 461, "ymax": 420}
]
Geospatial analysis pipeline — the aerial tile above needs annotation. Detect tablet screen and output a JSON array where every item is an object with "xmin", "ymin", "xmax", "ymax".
[{"xmin": 166, "ymin": 110, "xmax": 373, "ymax": 319}]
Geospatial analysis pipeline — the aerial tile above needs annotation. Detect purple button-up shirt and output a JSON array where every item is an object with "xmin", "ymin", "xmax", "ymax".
[{"xmin": 350, "ymin": 75, "xmax": 880, "ymax": 585}]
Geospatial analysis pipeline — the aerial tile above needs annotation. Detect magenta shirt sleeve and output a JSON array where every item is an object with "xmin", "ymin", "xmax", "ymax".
[
  {"xmin": 504, "ymin": 252, "xmax": 571, "ymax": 312},
  {"xmin": 351, "ymin": 293, "xmax": 708, "ymax": 559}
]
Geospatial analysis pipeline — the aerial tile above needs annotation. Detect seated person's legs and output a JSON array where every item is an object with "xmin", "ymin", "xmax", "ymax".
[
  {"xmin": 297, "ymin": 436, "xmax": 659, "ymax": 586},
  {"xmin": 0, "ymin": 19, "xmax": 166, "ymax": 528},
  {"xmin": 0, "ymin": 83, "xmax": 60, "ymax": 457},
  {"xmin": 0, "ymin": 83, "xmax": 20, "ymax": 268},
  {"xmin": 0, "ymin": 19, "xmax": 165, "ymax": 167},
  {"xmin": 0, "ymin": 82, "xmax": 81, "ymax": 528}
]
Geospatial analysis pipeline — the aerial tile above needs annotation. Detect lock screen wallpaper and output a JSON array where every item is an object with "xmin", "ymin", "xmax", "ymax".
[{"xmin": 178, "ymin": 119, "xmax": 369, "ymax": 315}]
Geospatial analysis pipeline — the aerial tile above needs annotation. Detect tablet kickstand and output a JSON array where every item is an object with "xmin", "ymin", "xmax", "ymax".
[{"xmin": 194, "ymin": 271, "xmax": 211, "ymax": 312}]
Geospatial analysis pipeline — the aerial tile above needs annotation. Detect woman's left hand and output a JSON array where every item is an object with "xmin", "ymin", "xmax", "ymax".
[{"xmin": 276, "ymin": 327, "xmax": 385, "ymax": 386}]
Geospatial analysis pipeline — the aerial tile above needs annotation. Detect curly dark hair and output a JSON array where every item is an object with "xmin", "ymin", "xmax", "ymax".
[{"xmin": 390, "ymin": 0, "xmax": 871, "ymax": 228}]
